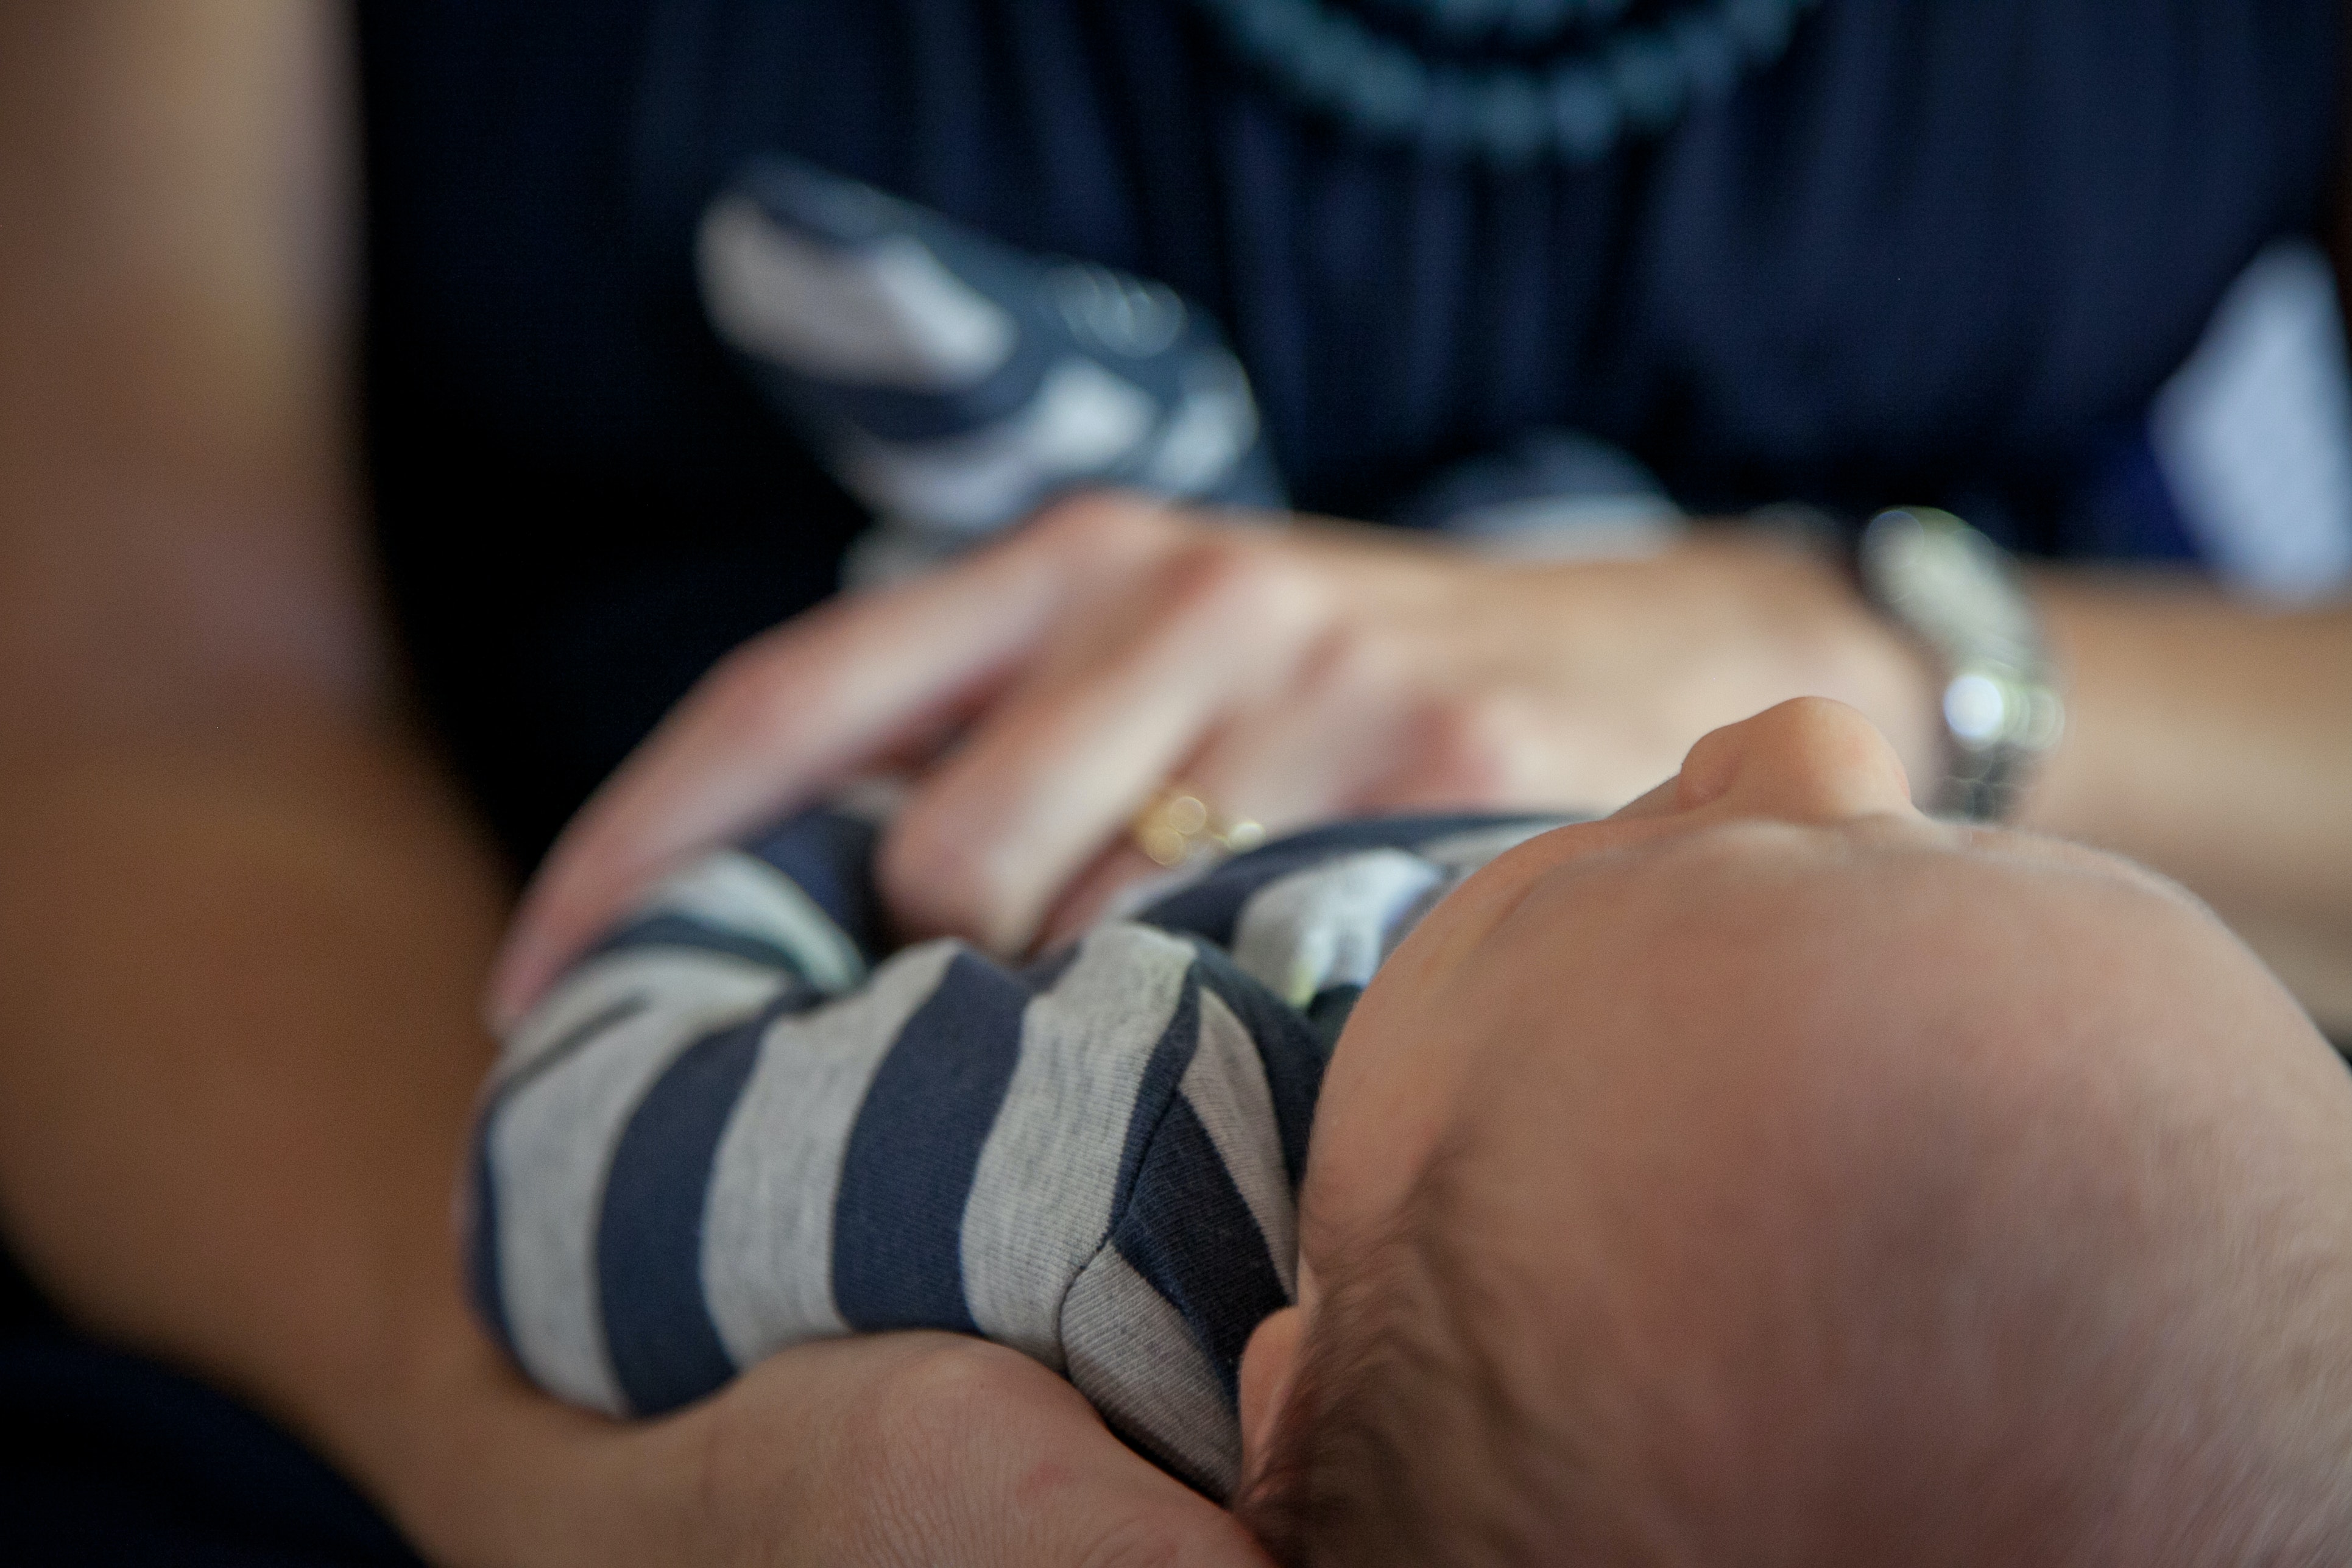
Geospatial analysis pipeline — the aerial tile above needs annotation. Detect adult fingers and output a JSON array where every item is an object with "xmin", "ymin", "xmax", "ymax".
[
  {"xmin": 489, "ymin": 507, "xmax": 1165, "ymax": 1026},
  {"xmin": 878, "ymin": 529, "xmax": 1332, "ymax": 952},
  {"xmin": 638, "ymin": 1334, "xmax": 1274, "ymax": 1568},
  {"xmin": 1033, "ymin": 634, "xmax": 1416, "ymax": 947},
  {"xmin": 491, "ymin": 496, "xmax": 1195, "ymax": 1025}
]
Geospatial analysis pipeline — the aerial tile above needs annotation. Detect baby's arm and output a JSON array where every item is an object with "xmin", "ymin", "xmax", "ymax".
[
  {"xmin": 471, "ymin": 803, "xmax": 1251, "ymax": 1434},
  {"xmin": 470, "ymin": 805, "xmax": 894, "ymax": 1414},
  {"xmin": 468, "ymin": 805, "xmax": 1563, "ymax": 1494}
]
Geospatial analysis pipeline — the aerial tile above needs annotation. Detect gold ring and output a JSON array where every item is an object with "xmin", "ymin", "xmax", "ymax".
[{"xmin": 1130, "ymin": 783, "xmax": 1266, "ymax": 868}]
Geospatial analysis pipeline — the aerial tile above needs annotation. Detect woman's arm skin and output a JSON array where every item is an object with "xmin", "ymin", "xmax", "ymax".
[
  {"xmin": 500, "ymin": 499, "xmax": 2351, "ymax": 1036},
  {"xmin": 0, "ymin": 7, "xmax": 1271, "ymax": 1564},
  {"xmin": 2029, "ymin": 581, "xmax": 2352, "ymax": 1030},
  {"xmin": 0, "ymin": 0, "xmax": 495, "ymax": 1515}
]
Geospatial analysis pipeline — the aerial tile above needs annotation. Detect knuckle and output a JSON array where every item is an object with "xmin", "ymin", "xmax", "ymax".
[
  {"xmin": 864, "ymin": 1338, "xmax": 1010, "ymax": 1443},
  {"xmin": 1076, "ymin": 1505, "xmax": 1266, "ymax": 1568},
  {"xmin": 821, "ymin": 1342, "xmax": 1009, "ymax": 1500},
  {"xmin": 877, "ymin": 803, "xmax": 1025, "ymax": 949},
  {"xmin": 818, "ymin": 1359, "xmax": 995, "ymax": 1564},
  {"xmin": 1028, "ymin": 490, "xmax": 1170, "ymax": 560},
  {"xmin": 1157, "ymin": 535, "xmax": 1257, "ymax": 613},
  {"xmin": 1074, "ymin": 1522, "xmax": 1198, "ymax": 1568},
  {"xmin": 682, "ymin": 1340, "xmax": 1072, "ymax": 1568},
  {"xmin": 1406, "ymin": 690, "xmax": 1528, "ymax": 800},
  {"xmin": 1155, "ymin": 534, "xmax": 1319, "ymax": 640},
  {"xmin": 1304, "ymin": 620, "xmax": 1404, "ymax": 701}
]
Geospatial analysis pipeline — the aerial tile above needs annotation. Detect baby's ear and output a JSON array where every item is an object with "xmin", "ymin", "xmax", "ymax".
[{"xmin": 1238, "ymin": 1305, "xmax": 1306, "ymax": 1485}]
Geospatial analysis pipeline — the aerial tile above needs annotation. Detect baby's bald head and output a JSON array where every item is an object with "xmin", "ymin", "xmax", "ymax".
[{"xmin": 1238, "ymin": 702, "xmax": 2352, "ymax": 1566}]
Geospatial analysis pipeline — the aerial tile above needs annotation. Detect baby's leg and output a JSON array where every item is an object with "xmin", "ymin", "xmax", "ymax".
[{"xmin": 696, "ymin": 158, "xmax": 1282, "ymax": 583}]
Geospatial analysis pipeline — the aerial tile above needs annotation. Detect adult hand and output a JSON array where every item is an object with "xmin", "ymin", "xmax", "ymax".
[
  {"xmin": 492, "ymin": 494, "xmax": 1936, "ymax": 1015},
  {"xmin": 442, "ymin": 1335, "xmax": 1270, "ymax": 1568},
  {"xmin": 387, "ymin": 1327, "xmax": 1268, "ymax": 1568}
]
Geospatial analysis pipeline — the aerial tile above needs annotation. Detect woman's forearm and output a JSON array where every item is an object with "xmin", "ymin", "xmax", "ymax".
[
  {"xmin": 0, "ymin": 716, "xmax": 603, "ymax": 1558},
  {"xmin": 2025, "ymin": 577, "xmax": 2352, "ymax": 1031},
  {"xmin": 0, "ymin": 5, "xmax": 606, "ymax": 1550},
  {"xmin": 0, "ymin": 13, "xmax": 1279, "ymax": 1566}
]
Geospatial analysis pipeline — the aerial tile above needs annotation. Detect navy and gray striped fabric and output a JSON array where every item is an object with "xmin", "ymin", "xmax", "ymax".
[{"xmin": 468, "ymin": 806, "xmax": 1566, "ymax": 1496}]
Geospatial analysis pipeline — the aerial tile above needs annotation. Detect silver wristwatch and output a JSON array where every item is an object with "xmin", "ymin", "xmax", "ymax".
[{"xmin": 1855, "ymin": 507, "xmax": 2064, "ymax": 821}]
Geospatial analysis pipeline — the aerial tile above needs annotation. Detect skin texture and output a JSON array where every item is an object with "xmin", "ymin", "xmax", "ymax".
[
  {"xmin": 492, "ymin": 500, "xmax": 1947, "ymax": 991},
  {"xmin": 0, "ymin": 5, "xmax": 2346, "ymax": 1565},
  {"xmin": 494, "ymin": 500, "xmax": 2352, "ymax": 1037},
  {"xmin": 0, "ymin": 7, "xmax": 1269, "ymax": 1566},
  {"xmin": 1232, "ymin": 700, "xmax": 2352, "ymax": 1564}
]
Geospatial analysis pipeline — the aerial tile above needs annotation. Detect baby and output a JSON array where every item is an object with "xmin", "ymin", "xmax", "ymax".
[
  {"xmin": 470, "ymin": 699, "xmax": 2352, "ymax": 1564},
  {"xmin": 471, "ymin": 779, "xmax": 1564, "ymax": 1497},
  {"xmin": 694, "ymin": 155, "xmax": 1679, "ymax": 585}
]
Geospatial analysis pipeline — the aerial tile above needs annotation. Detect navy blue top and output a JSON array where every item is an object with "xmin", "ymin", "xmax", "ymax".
[{"xmin": 355, "ymin": 0, "xmax": 2340, "ymax": 862}]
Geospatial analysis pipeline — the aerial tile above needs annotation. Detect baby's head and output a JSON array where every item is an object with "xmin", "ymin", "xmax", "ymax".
[{"xmin": 1235, "ymin": 699, "xmax": 2352, "ymax": 1566}]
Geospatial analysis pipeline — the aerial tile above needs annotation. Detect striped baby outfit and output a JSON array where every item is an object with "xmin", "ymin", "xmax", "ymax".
[{"xmin": 468, "ymin": 806, "xmax": 1566, "ymax": 1496}]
